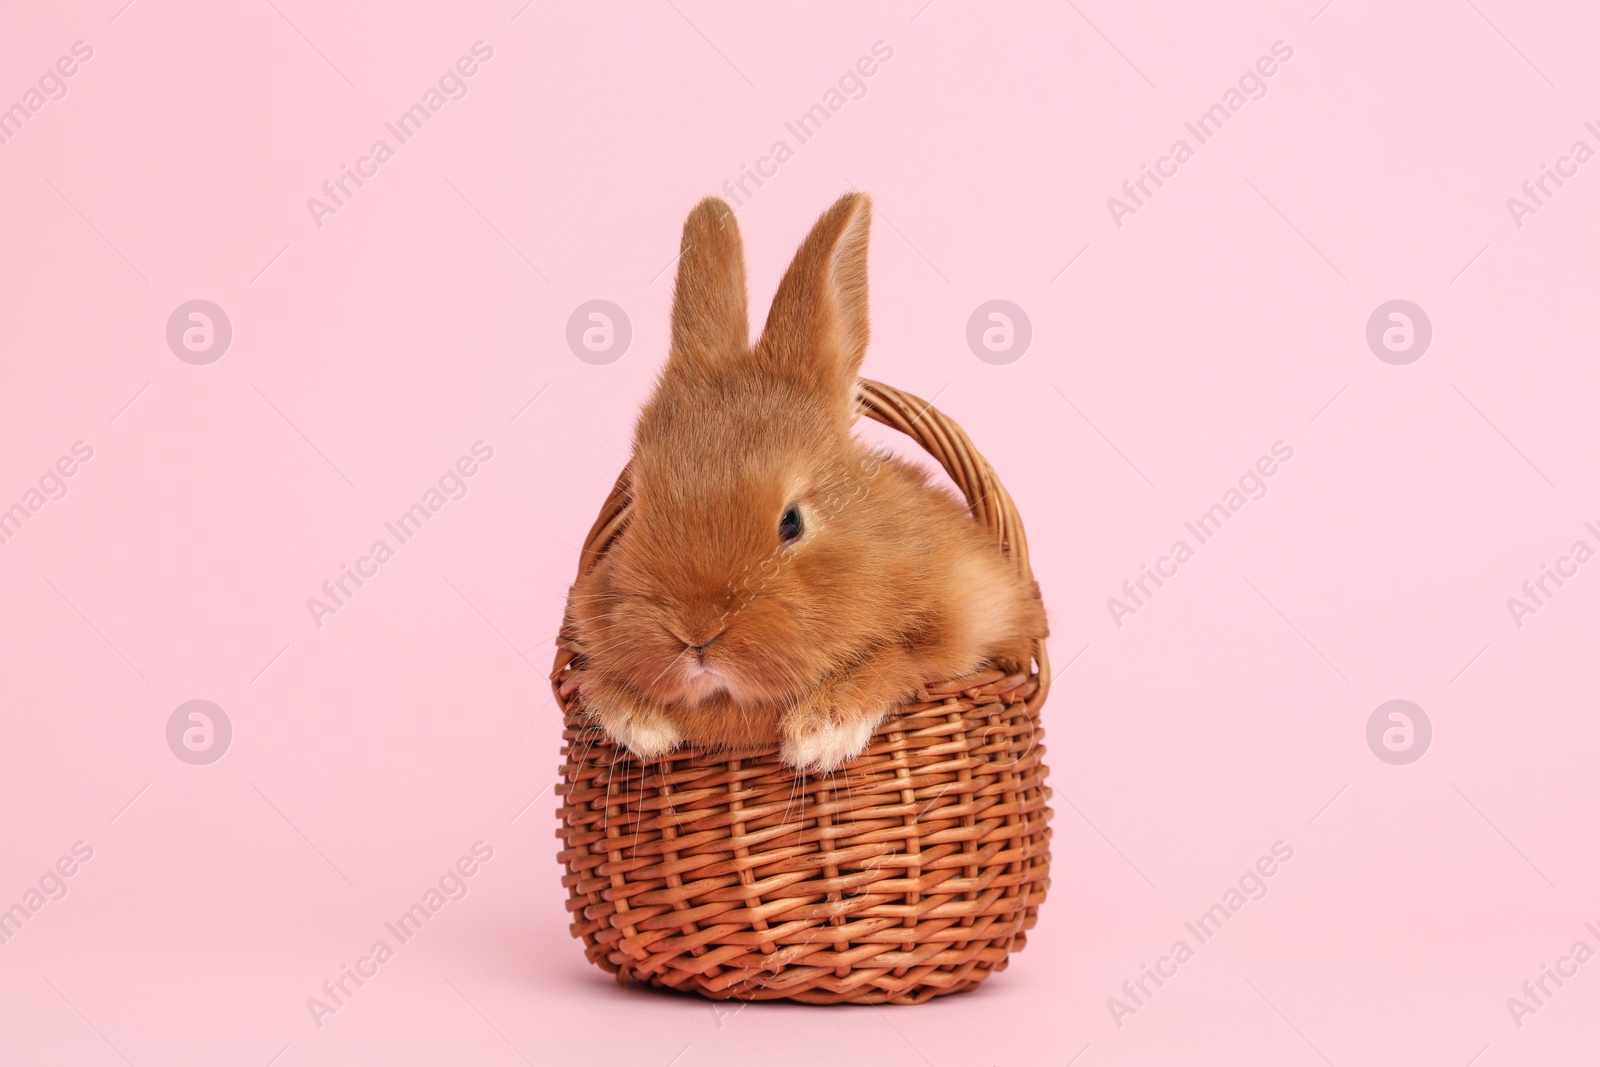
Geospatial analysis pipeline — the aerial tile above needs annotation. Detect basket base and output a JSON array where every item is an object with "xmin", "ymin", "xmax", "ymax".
[
  {"xmin": 555, "ymin": 669, "xmax": 1053, "ymax": 1006},
  {"xmin": 604, "ymin": 928, "xmax": 1034, "ymax": 1005}
]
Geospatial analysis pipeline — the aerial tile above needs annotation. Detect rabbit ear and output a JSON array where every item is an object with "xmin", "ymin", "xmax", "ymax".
[
  {"xmin": 668, "ymin": 198, "xmax": 749, "ymax": 368},
  {"xmin": 757, "ymin": 192, "xmax": 872, "ymax": 407}
]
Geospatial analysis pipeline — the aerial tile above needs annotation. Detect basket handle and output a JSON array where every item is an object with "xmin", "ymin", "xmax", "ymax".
[
  {"xmin": 570, "ymin": 379, "xmax": 1049, "ymax": 695},
  {"xmin": 855, "ymin": 380, "xmax": 1033, "ymax": 579}
]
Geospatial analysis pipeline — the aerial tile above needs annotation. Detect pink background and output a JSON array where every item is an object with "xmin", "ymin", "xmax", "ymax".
[{"xmin": 3, "ymin": 1, "xmax": 1597, "ymax": 1064}]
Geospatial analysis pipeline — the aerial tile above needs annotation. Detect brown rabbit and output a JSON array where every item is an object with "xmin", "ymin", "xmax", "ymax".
[{"xmin": 566, "ymin": 192, "xmax": 1046, "ymax": 771}]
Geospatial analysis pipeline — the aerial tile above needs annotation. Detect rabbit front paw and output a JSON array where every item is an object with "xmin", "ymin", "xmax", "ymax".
[
  {"xmin": 608, "ymin": 711, "xmax": 682, "ymax": 759},
  {"xmin": 583, "ymin": 675, "xmax": 683, "ymax": 760},
  {"xmin": 779, "ymin": 707, "xmax": 885, "ymax": 773}
]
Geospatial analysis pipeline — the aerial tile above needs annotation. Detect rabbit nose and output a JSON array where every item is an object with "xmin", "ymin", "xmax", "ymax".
[
  {"xmin": 691, "ymin": 630, "xmax": 725, "ymax": 654},
  {"xmin": 666, "ymin": 626, "xmax": 725, "ymax": 653}
]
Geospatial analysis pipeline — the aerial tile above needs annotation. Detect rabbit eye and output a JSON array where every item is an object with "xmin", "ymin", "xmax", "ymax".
[{"xmin": 779, "ymin": 505, "xmax": 803, "ymax": 543}]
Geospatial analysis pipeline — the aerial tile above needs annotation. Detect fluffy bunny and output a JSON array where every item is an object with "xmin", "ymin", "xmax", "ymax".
[{"xmin": 566, "ymin": 193, "xmax": 1046, "ymax": 771}]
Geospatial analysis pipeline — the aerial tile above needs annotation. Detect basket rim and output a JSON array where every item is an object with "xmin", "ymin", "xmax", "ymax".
[{"xmin": 552, "ymin": 378, "xmax": 1050, "ymax": 716}]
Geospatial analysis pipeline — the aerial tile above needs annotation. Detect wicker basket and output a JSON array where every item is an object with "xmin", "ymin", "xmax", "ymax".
[{"xmin": 551, "ymin": 380, "xmax": 1052, "ymax": 1005}]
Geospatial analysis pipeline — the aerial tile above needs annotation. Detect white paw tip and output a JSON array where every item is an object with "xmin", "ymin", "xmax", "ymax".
[
  {"xmin": 611, "ymin": 716, "xmax": 682, "ymax": 759},
  {"xmin": 781, "ymin": 717, "xmax": 878, "ymax": 773}
]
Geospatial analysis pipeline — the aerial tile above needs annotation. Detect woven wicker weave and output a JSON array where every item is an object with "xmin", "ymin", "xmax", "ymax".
[{"xmin": 552, "ymin": 380, "xmax": 1052, "ymax": 1005}]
